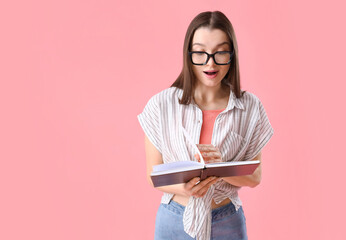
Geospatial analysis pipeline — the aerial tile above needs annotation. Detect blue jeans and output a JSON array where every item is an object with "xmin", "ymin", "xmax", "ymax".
[{"xmin": 154, "ymin": 199, "xmax": 248, "ymax": 240}]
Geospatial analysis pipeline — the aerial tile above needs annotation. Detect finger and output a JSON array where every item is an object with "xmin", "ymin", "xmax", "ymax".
[
  {"xmin": 201, "ymin": 151, "xmax": 222, "ymax": 158},
  {"xmin": 209, "ymin": 155, "xmax": 223, "ymax": 162},
  {"xmin": 194, "ymin": 186, "xmax": 209, "ymax": 198},
  {"xmin": 202, "ymin": 153, "xmax": 222, "ymax": 164},
  {"xmin": 196, "ymin": 153, "xmax": 221, "ymax": 164},
  {"xmin": 194, "ymin": 178, "xmax": 219, "ymax": 197},
  {"xmin": 191, "ymin": 176, "xmax": 217, "ymax": 192},
  {"xmin": 194, "ymin": 153, "xmax": 200, "ymax": 162},
  {"xmin": 194, "ymin": 178, "xmax": 220, "ymax": 198},
  {"xmin": 197, "ymin": 144, "xmax": 216, "ymax": 152},
  {"xmin": 205, "ymin": 158, "xmax": 223, "ymax": 164},
  {"xmin": 196, "ymin": 145, "xmax": 221, "ymax": 158},
  {"xmin": 185, "ymin": 177, "xmax": 201, "ymax": 190}
]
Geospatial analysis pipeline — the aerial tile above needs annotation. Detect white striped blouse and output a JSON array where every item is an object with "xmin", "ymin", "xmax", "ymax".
[{"xmin": 137, "ymin": 85, "xmax": 274, "ymax": 240}]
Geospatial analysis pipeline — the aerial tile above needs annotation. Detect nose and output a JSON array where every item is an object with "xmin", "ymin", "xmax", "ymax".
[{"xmin": 206, "ymin": 54, "xmax": 216, "ymax": 65}]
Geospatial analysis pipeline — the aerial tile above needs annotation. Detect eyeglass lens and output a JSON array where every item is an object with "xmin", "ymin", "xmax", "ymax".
[{"xmin": 191, "ymin": 52, "xmax": 231, "ymax": 64}]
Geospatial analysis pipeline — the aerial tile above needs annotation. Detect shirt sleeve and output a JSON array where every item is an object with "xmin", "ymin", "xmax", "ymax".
[
  {"xmin": 243, "ymin": 99, "xmax": 274, "ymax": 161},
  {"xmin": 137, "ymin": 95, "xmax": 162, "ymax": 153}
]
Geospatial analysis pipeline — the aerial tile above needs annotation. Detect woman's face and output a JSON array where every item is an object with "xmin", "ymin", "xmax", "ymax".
[{"xmin": 190, "ymin": 27, "xmax": 231, "ymax": 88}]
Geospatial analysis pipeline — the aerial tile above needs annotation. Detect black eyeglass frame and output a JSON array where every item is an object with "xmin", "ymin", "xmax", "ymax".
[{"xmin": 188, "ymin": 49, "xmax": 235, "ymax": 65}]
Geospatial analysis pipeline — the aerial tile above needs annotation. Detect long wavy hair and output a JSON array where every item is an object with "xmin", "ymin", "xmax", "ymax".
[{"xmin": 171, "ymin": 11, "xmax": 246, "ymax": 104}]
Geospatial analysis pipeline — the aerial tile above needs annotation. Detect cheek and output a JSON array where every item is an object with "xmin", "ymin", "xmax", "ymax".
[
  {"xmin": 192, "ymin": 66, "xmax": 202, "ymax": 76},
  {"xmin": 220, "ymin": 66, "xmax": 231, "ymax": 77},
  {"xmin": 222, "ymin": 65, "xmax": 231, "ymax": 73}
]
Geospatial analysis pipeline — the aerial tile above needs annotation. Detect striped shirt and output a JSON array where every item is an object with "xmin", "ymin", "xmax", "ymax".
[{"xmin": 137, "ymin": 85, "xmax": 274, "ymax": 240}]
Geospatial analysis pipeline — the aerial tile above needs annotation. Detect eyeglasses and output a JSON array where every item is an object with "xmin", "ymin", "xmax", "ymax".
[{"xmin": 188, "ymin": 49, "xmax": 235, "ymax": 65}]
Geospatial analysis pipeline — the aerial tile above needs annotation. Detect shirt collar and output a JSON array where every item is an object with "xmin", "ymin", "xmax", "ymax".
[{"xmin": 225, "ymin": 86, "xmax": 245, "ymax": 111}]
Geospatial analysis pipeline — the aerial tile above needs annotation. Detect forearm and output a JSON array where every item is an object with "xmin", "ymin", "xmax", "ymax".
[
  {"xmin": 147, "ymin": 176, "xmax": 189, "ymax": 196},
  {"xmin": 222, "ymin": 162, "xmax": 262, "ymax": 188},
  {"xmin": 221, "ymin": 174, "xmax": 260, "ymax": 188},
  {"xmin": 155, "ymin": 183, "xmax": 189, "ymax": 197}
]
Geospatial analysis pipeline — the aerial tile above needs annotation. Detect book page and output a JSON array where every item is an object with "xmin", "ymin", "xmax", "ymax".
[
  {"xmin": 205, "ymin": 160, "xmax": 260, "ymax": 168},
  {"xmin": 151, "ymin": 161, "xmax": 204, "ymax": 175}
]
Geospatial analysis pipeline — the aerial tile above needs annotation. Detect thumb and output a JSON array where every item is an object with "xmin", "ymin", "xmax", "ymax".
[{"xmin": 195, "ymin": 153, "xmax": 200, "ymax": 162}]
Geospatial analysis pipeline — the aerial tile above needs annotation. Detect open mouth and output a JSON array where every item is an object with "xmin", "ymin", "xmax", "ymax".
[
  {"xmin": 203, "ymin": 71, "xmax": 218, "ymax": 78},
  {"xmin": 203, "ymin": 71, "xmax": 218, "ymax": 75}
]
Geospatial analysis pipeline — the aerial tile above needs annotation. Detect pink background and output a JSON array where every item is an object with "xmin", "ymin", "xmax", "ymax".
[{"xmin": 1, "ymin": 0, "xmax": 345, "ymax": 239}]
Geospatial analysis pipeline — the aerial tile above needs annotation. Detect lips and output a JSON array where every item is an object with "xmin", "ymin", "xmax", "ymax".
[
  {"xmin": 203, "ymin": 70, "xmax": 218, "ymax": 75},
  {"xmin": 203, "ymin": 70, "xmax": 218, "ymax": 79}
]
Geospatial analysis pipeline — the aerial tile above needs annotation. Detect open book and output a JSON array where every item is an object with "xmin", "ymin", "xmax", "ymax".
[
  {"xmin": 151, "ymin": 160, "xmax": 260, "ymax": 187},
  {"xmin": 150, "ymin": 125, "xmax": 259, "ymax": 187}
]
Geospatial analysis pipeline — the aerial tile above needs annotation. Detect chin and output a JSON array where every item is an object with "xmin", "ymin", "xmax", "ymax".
[{"xmin": 198, "ymin": 78, "xmax": 223, "ymax": 88}]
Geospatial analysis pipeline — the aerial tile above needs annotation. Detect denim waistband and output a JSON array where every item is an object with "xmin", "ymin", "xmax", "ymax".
[
  {"xmin": 164, "ymin": 199, "xmax": 238, "ymax": 221},
  {"xmin": 211, "ymin": 200, "xmax": 237, "ymax": 221}
]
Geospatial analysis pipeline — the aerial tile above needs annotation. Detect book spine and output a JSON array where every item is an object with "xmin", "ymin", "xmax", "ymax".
[{"xmin": 200, "ymin": 168, "xmax": 208, "ymax": 181}]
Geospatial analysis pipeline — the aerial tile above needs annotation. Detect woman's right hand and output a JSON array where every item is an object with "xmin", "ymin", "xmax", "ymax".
[{"xmin": 183, "ymin": 176, "xmax": 219, "ymax": 198}]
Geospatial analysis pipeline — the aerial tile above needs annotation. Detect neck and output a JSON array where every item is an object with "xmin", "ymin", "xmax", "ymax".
[{"xmin": 193, "ymin": 82, "xmax": 228, "ymax": 104}]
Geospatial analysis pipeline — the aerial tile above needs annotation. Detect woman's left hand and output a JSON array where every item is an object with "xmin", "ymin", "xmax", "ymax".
[{"xmin": 194, "ymin": 144, "xmax": 222, "ymax": 164}]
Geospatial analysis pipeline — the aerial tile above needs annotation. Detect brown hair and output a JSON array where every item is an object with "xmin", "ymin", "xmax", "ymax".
[{"xmin": 171, "ymin": 11, "xmax": 246, "ymax": 104}]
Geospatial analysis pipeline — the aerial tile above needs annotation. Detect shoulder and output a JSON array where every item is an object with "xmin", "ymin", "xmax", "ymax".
[
  {"xmin": 239, "ymin": 90, "xmax": 270, "ymax": 122},
  {"xmin": 240, "ymin": 91, "xmax": 271, "ymax": 123},
  {"xmin": 241, "ymin": 90, "xmax": 260, "ymax": 104},
  {"xmin": 239, "ymin": 90, "xmax": 261, "ymax": 110}
]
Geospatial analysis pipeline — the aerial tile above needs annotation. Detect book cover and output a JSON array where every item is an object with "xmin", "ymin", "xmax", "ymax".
[{"xmin": 150, "ymin": 160, "xmax": 260, "ymax": 187}]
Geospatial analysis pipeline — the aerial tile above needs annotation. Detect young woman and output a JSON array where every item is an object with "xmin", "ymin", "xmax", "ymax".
[{"xmin": 138, "ymin": 11, "xmax": 274, "ymax": 240}]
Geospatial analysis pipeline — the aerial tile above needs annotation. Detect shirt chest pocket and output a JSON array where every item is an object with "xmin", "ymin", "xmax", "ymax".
[{"xmin": 219, "ymin": 131, "xmax": 246, "ymax": 162}]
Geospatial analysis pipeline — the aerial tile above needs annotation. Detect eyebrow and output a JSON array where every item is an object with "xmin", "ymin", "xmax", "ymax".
[{"xmin": 192, "ymin": 42, "xmax": 230, "ymax": 47}]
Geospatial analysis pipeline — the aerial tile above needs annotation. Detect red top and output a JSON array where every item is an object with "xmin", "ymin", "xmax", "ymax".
[{"xmin": 199, "ymin": 109, "xmax": 225, "ymax": 144}]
